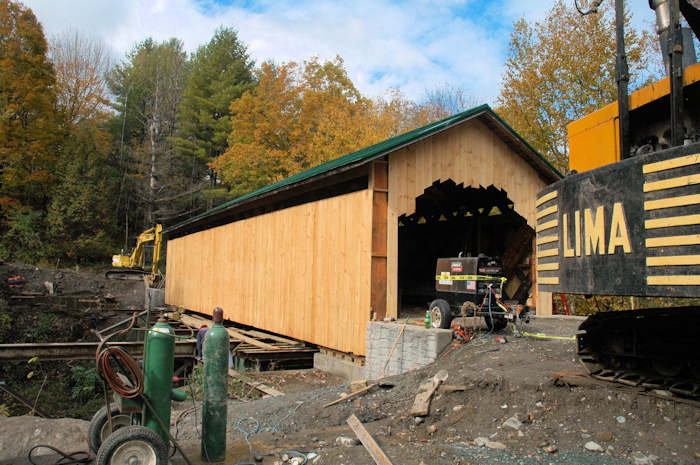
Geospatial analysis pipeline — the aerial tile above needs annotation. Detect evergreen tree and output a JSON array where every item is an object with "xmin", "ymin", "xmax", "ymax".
[
  {"xmin": 173, "ymin": 27, "xmax": 255, "ymax": 205},
  {"xmin": 107, "ymin": 38, "xmax": 189, "ymax": 228}
]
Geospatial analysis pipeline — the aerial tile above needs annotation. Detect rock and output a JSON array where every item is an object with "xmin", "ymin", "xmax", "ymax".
[
  {"xmin": 584, "ymin": 441, "xmax": 604, "ymax": 452},
  {"xmin": 517, "ymin": 430, "xmax": 524, "ymax": 438},
  {"xmin": 485, "ymin": 441, "xmax": 507, "ymax": 450},
  {"xmin": 631, "ymin": 452, "xmax": 659, "ymax": 465},
  {"xmin": 474, "ymin": 437, "xmax": 488, "ymax": 447},
  {"xmin": 306, "ymin": 452, "xmax": 318, "ymax": 460},
  {"xmin": 595, "ymin": 431, "xmax": 613, "ymax": 442},
  {"xmin": 281, "ymin": 453, "xmax": 289, "ymax": 461},
  {"xmin": 452, "ymin": 404, "xmax": 464, "ymax": 412},
  {"xmin": 616, "ymin": 415, "xmax": 626, "ymax": 424},
  {"xmin": 0, "ymin": 416, "xmax": 88, "ymax": 461},
  {"xmin": 290, "ymin": 458, "xmax": 304, "ymax": 465},
  {"xmin": 535, "ymin": 401, "xmax": 544, "ymax": 408},
  {"xmin": 543, "ymin": 444, "xmax": 558, "ymax": 453},
  {"xmin": 427, "ymin": 424, "xmax": 437, "ymax": 434},
  {"xmin": 503, "ymin": 415, "xmax": 522, "ymax": 430},
  {"xmin": 414, "ymin": 416, "xmax": 425, "ymax": 425},
  {"xmin": 335, "ymin": 436, "xmax": 359, "ymax": 447}
]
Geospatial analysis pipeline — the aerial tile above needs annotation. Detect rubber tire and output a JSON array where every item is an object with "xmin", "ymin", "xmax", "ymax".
[
  {"xmin": 95, "ymin": 425, "xmax": 168, "ymax": 465},
  {"xmin": 88, "ymin": 403, "xmax": 132, "ymax": 453},
  {"xmin": 428, "ymin": 299, "xmax": 452, "ymax": 329},
  {"xmin": 484, "ymin": 315, "xmax": 508, "ymax": 332}
]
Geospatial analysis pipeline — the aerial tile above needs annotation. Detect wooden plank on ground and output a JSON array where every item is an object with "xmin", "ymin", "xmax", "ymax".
[
  {"xmin": 228, "ymin": 369, "xmax": 284, "ymax": 397},
  {"xmin": 237, "ymin": 328, "xmax": 304, "ymax": 346},
  {"xmin": 346, "ymin": 413, "xmax": 394, "ymax": 465},
  {"xmin": 177, "ymin": 313, "xmax": 279, "ymax": 351}
]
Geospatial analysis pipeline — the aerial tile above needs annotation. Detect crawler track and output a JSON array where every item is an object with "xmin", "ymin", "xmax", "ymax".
[{"xmin": 577, "ymin": 307, "xmax": 700, "ymax": 398}]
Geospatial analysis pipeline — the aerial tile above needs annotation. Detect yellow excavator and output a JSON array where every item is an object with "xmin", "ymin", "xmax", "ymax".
[{"xmin": 107, "ymin": 224, "xmax": 164, "ymax": 285}]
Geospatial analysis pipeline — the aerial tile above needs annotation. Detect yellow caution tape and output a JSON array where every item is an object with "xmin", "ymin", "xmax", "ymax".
[
  {"xmin": 522, "ymin": 331, "xmax": 576, "ymax": 341},
  {"xmin": 435, "ymin": 274, "xmax": 507, "ymax": 282}
]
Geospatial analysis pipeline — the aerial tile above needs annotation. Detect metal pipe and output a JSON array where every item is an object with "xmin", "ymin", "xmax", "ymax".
[{"xmin": 615, "ymin": 0, "xmax": 631, "ymax": 159}]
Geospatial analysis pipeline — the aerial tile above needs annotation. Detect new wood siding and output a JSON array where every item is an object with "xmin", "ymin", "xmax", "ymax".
[
  {"xmin": 386, "ymin": 119, "xmax": 551, "ymax": 318},
  {"xmin": 166, "ymin": 189, "xmax": 372, "ymax": 355}
]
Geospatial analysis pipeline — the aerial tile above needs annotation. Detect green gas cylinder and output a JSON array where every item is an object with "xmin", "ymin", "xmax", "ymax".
[
  {"xmin": 201, "ymin": 307, "xmax": 229, "ymax": 462},
  {"xmin": 143, "ymin": 316, "xmax": 175, "ymax": 444}
]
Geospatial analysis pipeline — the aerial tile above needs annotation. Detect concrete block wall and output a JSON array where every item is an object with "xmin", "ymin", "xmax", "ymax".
[{"xmin": 365, "ymin": 322, "xmax": 452, "ymax": 380}]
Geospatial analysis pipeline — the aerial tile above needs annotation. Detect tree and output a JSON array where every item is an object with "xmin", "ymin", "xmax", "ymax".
[
  {"xmin": 107, "ymin": 38, "xmax": 188, "ymax": 228},
  {"xmin": 496, "ymin": 1, "xmax": 658, "ymax": 172},
  {"xmin": 421, "ymin": 83, "xmax": 479, "ymax": 121},
  {"xmin": 214, "ymin": 56, "xmax": 404, "ymax": 195},
  {"xmin": 0, "ymin": 0, "xmax": 61, "ymax": 212},
  {"xmin": 172, "ymin": 27, "xmax": 255, "ymax": 205},
  {"xmin": 49, "ymin": 29, "xmax": 113, "ymax": 125},
  {"xmin": 46, "ymin": 119, "xmax": 119, "ymax": 263}
]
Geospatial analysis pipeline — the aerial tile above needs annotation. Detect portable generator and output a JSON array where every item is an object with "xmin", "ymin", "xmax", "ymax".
[{"xmin": 428, "ymin": 253, "xmax": 512, "ymax": 330}]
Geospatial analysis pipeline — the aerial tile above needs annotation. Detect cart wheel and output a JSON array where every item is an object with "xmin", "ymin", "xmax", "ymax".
[
  {"xmin": 484, "ymin": 315, "xmax": 507, "ymax": 332},
  {"xmin": 428, "ymin": 299, "xmax": 452, "ymax": 329},
  {"xmin": 88, "ymin": 403, "xmax": 132, "ymax": 453},
  {"xmin": 96, "ymin": 426, "xmax": 167, "ymax": 465}
]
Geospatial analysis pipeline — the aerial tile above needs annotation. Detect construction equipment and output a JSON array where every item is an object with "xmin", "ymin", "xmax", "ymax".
[
  {"xmin": 428, "ymin": 254, "xmax": 520, "ymax": 330},
  {"xmin": 107, "ymin": 224, "xmax": 163, "ymax": 285},
  {"xmin": 88, "ymin": 314, "xmax": 189, "ymax": 465},
  {"xmin": 536, "ymin": 1, "xmax": 700, "ymax": 396}
]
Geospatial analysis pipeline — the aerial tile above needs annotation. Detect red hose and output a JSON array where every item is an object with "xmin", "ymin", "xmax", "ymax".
[{"xmin": 96, "ymin": 346, "xmax": 143, "ymax": 399}]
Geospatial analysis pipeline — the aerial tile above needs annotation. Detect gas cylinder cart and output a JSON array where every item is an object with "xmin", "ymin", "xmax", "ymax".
[
  {"xmin": 428, "ymin": 254, "xmax": 528, "ymax": 332},
  {"xmin": 88, "ymin": 312, "xmax": 193, "ymax": 465}
]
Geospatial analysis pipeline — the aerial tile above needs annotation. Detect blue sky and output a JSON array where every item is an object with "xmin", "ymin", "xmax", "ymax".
[{"xmin": 23, "ymin": 0, "xmax": 656, "ymax": 104}]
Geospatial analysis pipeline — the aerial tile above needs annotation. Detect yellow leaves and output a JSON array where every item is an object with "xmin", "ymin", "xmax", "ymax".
[{"xmin": 496, "ymin": 0, "xmax": 659, "ymax": 173}]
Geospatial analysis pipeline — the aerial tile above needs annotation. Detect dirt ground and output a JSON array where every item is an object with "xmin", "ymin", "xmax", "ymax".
[{"xmin": 1, "ymin": 264, "xmax": 699, "ymax": 465}]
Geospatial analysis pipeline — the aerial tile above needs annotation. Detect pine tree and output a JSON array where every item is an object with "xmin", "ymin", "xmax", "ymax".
[{"xmin": 172, "ymin": 27, "xmax": 255, "ymax": 205}]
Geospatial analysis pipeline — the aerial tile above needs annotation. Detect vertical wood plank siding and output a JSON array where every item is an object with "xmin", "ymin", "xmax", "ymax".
[
  {"xmin": 166, "ymin": 189, "xmax": 372, "ymax": 355},
  {"xmin": 386, "ymin": 119, "xmax": 550, "ymax": 318}
]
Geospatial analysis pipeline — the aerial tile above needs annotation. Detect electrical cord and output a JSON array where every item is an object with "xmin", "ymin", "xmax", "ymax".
[{"xmin": 27, "ymin": 445, "xmax": 91, "ymax": 465}]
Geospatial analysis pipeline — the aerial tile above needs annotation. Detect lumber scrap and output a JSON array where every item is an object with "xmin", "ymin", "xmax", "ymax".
[
  {"xmin": 177, "ymin": 313, "xmax": 278, "ymax": 351},
  {"xmin": 347, "ymin": 414, "xmax": 394, "ymax": 465},
  {"xmin": 410, "ymin": 369, "xmax": 448, "ymax": 416},
  {"xmin": 239, "ymin": 329, "xmax": 304, "ymax": 346},
  {"xmin": 323, "ymin": 384, "xmax": 377, "ymax": 408},
  {"xmin": 228, "ymin": 369, "xmax": 284, "ymax": 397}
]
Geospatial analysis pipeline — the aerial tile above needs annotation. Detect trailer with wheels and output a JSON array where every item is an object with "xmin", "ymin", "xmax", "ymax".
[{"xmin": 428, "ymin": 254, "xmax": 520, "ymax": 330}]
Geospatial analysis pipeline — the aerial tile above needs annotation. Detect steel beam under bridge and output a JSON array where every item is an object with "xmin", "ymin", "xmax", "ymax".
[{"xmin": 0, "ymin": 340, "xmax": 196, "ymax": 362}]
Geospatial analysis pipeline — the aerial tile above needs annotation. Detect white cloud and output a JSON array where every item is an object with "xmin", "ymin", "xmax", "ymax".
[{"xmin": 21, "ymin": 0, "xmax": 663, "ymax": 106}]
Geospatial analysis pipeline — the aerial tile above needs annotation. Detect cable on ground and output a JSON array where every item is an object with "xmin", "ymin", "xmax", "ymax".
[{"xmin": 27, "ymin": 445, "xmax": 91, "ymax": 465}]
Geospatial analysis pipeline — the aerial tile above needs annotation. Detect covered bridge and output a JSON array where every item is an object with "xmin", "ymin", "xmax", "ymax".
[{"xmin": 165, "ymin": 104, "xmax": 561, "ymax": 356}]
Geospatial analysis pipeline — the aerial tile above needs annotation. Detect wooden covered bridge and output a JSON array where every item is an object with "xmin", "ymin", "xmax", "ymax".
[{"xmin": 165, "ymin": 104, "xmax": 561, "ymax": 356}]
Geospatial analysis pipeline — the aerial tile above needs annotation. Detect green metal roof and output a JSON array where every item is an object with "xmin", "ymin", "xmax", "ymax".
[{"xmin": 167, "ymin": 104, "xmax": 562, "ymax": 235}]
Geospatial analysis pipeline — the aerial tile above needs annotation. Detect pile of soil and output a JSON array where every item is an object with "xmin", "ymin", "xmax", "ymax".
[{"xmin": 163, "ymin": 318, "xmax": 698, "ymax": 465}]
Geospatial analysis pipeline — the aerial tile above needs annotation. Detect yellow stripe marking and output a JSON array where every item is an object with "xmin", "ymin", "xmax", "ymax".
[
  {"xmin": 644, "ymin": 193, "xmax": 700, "ymax": 210},
  {"xmin": 536, "ymin": 235, "xmax": 558, "ymax": 245},
  {"xmin": 535, "ymin": 190, "xmax": 558, "ymax": 207},
  {"xmin": 646, "ymin": 234, "xmax": 700, "ymax": 247},
  {"xmin": 646, "ymin": 255, "xmax": 700, "ymax": 266},
  {"xmin": 537, "ymin": 262, "xmax": 559, "ymax": 271},
  {"xmin": 537, "ymin": 248, "xmax": 559, "ymax": 258},
  {"xmin": 643, "ymin": 173, "xmax": 700, "ymax": 192},
  {"xmin": 645, "ymin": 214, "xmax": 700, "ymax": 229},
  {"xmin": 643, "ymin": 153, "xmax": 700, "ymax": 174},
  {"xmin": 536, "ymin": 205, "xmax": 558, "ymax": 219},
  {"xmin": 536, "ymin": 219, "xmax": 558, "ymax": 232},
  {"xmin": 647, "ymin": 275, "xmax": 700, "ymax": 286},
  {"xmin": 538, "ymin": 277, "xmax": 559, "ymax": 285}
]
